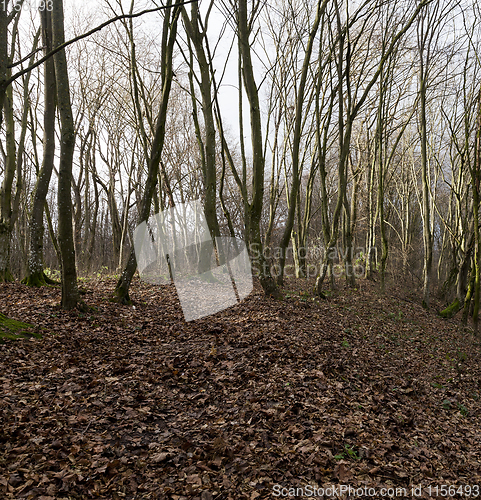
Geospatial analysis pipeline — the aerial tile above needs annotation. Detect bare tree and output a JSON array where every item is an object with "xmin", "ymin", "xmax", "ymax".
[
  {"xmin": 51, "ymin": 0, "xmax": 81, "ymax": 309},
  {"xmin": 114, "ymin": 0, "xmax": 183, "ymax": 303},
  {"xmin": 23, "ymin": 8, "xmax": 57, "ymax": 286},
  {"xmin": 220, "ymin": 0, "xmax": 278, "ymax": 294}
]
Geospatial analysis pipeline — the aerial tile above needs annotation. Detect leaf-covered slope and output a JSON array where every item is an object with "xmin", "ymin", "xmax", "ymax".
[{"xmin": 1, "ymin": 278, "xmax": 480, "ymax": 499}]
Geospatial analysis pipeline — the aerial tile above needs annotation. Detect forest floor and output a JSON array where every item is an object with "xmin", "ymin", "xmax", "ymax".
[{"xmin": 1, "ymin": 275, "xmax": 481, "ymax": 499}]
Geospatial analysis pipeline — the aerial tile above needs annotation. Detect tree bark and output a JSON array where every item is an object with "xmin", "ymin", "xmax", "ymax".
[
  {"xmin": 0, "ymin": 11, "xmax": 36, "ymax": 282},
  {"xmin": 277, "ymin": 0, "xmax": 326, "ymax": 285},
  {"xmin": 236, "ymin": 0, "xmax": 277, "ymax": 295},
  {"xmin": 182, "ymin": 2, "xmax": 221, "ymax": 244},
  {"xmin": 24, "ymin": 9, "xmax": 57, "ymax": 287},
  {"xmin": 114, "ymin": 0, "xmax": 182, "ymax": 304},
  {"xmin": 52, "ymin": 0, "xmax": 80, "ymax": 309},
  {"xmin": 471, "ymin": 89, "xmax": 481, "ymax": 334},
  {"xmin": 419, "ymin": 66, "xmax": 432, "ymax": 308},
  {"xmin": 0, "ymin": 7, "xmax": 8, "ymax": 128}
]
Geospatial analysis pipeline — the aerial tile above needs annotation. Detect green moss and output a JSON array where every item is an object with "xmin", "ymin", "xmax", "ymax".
[
  {"xmin": 22, "ymin": 271, "xmax": 59, "ymax": 287},
  {"xmin": 0, "ymin": 269, "xmax": 14, "ymax": 282},
  {"xmin": 439, "ymin": 298, "xmax": 462, "ymax": 319},
  {"xmin": 22, "ymin": 272, "xmax": 46, "ymax": 287},
  {"xmin": 0, "ymin": 313, "xmax": 41, "ymax": 342}
]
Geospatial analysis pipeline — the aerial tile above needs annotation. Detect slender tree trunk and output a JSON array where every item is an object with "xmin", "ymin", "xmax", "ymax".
[
  {"xmin": 0, "ymin": 8, "xmax": 8, "ymax": 129},
  {"xmin": 343, "ymin": 191, "xmax": 355, "ymax": 287},
  {"xmin": 182, "ymin": 4, "xmax": 220, "ymax": 243},
  {"xmin": 277, "ymin": 0, "xmax": 325, "ymax": 285},
  {"xmin": 420, "ymin": 73, "xmax": 432, "ymax": 308},
  {"xmin": 345, "ymin": 171, "xmax": 359, "ymax": 287},
  {"xmin": 52, "ymin": 0, "xmax": 80, "ymax": 309},
  {"xmin": 182, "ymin": 12, "xmax": 220, "ymax": 275},
  {"xmin": 316, "ymin": 17, "xmax": 350, "ymax": 296},
  {"xmin": 237, "ymin": 0, "xmax": 277, "ymax": 295},
  {"xmin": 24, "ymin": 9, "xmax": 57, "ymax": 286},
  {"xmin": 365, "ymin": 154, "xmax": 377, "ymax": 279},
  {"xmin": 86, "ymin": 179, "xmax": 99, "ymax": 273},
  {"xmin": 297, "ymin": 150, "xmax": 318, "ymax": 279},
  {"xmin": 114, "ymin": 0, "xmax": 181, "ymax": 303},
  {"xmin": 108, "ymin": 181, "xmax": 122, "ymax": 270},
  {"xmin": 378, "ymin": 157, "xmax": 388, "ymax": 293},
  {"xmin": 71, "ymin": 177, "xmax": 84, "ymax": 272}
]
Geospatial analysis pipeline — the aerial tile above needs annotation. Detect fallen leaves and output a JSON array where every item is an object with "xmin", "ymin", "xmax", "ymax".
[{"xmin": 1, "ymin": 277, "xmax": 481, "ymax": 498}]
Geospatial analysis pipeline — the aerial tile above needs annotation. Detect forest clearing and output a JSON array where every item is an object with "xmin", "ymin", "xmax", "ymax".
[{"xmin": 1, "ymin": 276, "xmax": 481, "ymax": 499}]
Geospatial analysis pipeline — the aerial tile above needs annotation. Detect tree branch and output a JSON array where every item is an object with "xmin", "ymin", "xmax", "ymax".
[{"xmin": 6, "ymin": 0, "xmax": 197, "ymax": 86}]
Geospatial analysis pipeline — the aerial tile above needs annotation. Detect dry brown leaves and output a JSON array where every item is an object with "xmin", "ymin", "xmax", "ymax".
[{"xmin": 1, "ymin": 276, "xmax": 481, "ymax": 499}]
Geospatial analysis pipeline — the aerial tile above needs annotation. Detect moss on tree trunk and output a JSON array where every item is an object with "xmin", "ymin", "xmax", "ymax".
[
  {"xmin": 22, "ymin": 270, "xmax": 58, "ymax": 287},
  {"xmin": 438, "ymin": 298, "xmax": 462, "ymax": 319}
]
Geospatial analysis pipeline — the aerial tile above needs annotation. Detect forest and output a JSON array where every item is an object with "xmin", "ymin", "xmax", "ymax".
[{"xmin": 1, "ymin": 0, "xmax": 481, "ymax": 498}]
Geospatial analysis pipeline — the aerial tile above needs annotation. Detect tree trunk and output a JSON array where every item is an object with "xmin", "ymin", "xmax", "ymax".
[
  {"xmin": 24, "ymin": 8, "xmax": 57, "ymax": 287},
  {"xmin": 420, "ymin": 74, "xmax": 432, "ymax": 308},
  {"xmin": 0, "ymin": 77, "xmax": 16, "ymax": 282},
  {"xmin": 316, "ymin": 17, "xmax": 350, "ymax": 296},
  {"xmin": 365, "ymin": 155, "xmax": 377, "ymax": 279},
  {"xmin": 0, "ymin": 225, "xmax": 13, "ymax": 282},
  {"xmin": 237, "ymin": 0, "xmax": 277, "ymax": 295},
  {"xmin": 182, "ymin": 3, "xmax": 221, "ymax": 245},
  {"xmin": 277, "ymin": 0, "xmax": 325, "ymax": 285},
  {"xmin": 114, "ymin": 0, "xmax": 181, "ymax": 303},
  {"xmin": 472, "ymin": 90, "xmax": 481, "ymax": 334},
  {"xmin": 52, "ymin": 0, "xmax": 80, "ymax": 309},
  {"xmin": 0, "ymin": 7, "xmax": 8, "ymax": 128}
]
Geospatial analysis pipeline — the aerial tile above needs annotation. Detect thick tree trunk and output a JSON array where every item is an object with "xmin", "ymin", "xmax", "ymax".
[
  {"xmin": 0, "ymin": 81, "xmax": 16, "ymax": 282},
  {"xmin": 0, "ymin": 224, "xmax": 13, "ymax": 282},
  {"xmin": 1, "ymin": 9, "xmax": 38, "ymax": 283},
  {"xmin": 440, "ymin": 226, "xmax": 475, "ymax": 318},
  {"xmin": 462, "ymin": 271, "xmax": 475, "ymax": 326}
]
